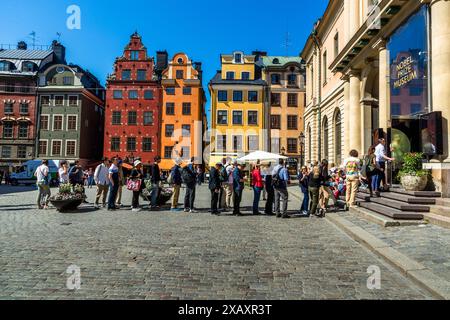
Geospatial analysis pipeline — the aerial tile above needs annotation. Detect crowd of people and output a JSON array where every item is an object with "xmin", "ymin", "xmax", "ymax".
[{"xmin": 31, "ymin": 137, "xmax": 394, "ymax": 215}]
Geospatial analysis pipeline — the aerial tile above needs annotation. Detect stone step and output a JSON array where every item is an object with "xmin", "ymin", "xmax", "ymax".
[
  {"xmin": 359, "ymin": 189, "xmax": 436, "ymax": 205},
  {"xmin": 350, "ymin": 206, "xmax": 427, "ymax": 228},
  {"xmin": 435, "ymin": 197, "xmax": 450, "ymax": 207},
  {"xmin": 389, "ymin": 187, "xmax": 442, "ymax": 198},
  {"xmin": 357, "ymin": 201, "xmax": 424, "ymax": 220},
  {"xmin": 429, "ymin": 205, "xmax": 450, "ymax": 218},
  {"xmin": 422, "ymin": 212, "xmax": 450, "ymax": 229},
  {"xmin": 356, "ymin": 193, "xmax": 430, "ymax": 212}
]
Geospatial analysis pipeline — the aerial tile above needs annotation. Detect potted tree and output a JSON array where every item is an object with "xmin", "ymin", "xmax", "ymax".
[
  {"xmin": 398, "ymin": 152, "xmax": 429, "ymax": 191},
  {"xmin": 49, "ymin": 183, "xmax": 86, "ymax": 212}
]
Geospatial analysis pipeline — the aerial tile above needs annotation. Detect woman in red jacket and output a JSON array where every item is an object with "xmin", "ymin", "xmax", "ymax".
[{"xmin": 251, "ymin": 163, "xmax": 264, "ymax": 215}]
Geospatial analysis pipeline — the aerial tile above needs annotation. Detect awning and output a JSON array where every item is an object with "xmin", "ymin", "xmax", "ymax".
[{"xmin": 237, "ymin": 151, "xmax": 288, "ymax": 162}]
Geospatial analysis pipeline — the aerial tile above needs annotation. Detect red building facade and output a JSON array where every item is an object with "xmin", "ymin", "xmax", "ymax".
[{"xmin": 104, "ymin": 33, "xmax": 162, "ymax": 164}]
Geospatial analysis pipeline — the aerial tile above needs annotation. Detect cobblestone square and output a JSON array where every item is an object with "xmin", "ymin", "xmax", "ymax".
[{"xmin": 0, "ymin": 184, "xmax": 435, "ymax": 299}]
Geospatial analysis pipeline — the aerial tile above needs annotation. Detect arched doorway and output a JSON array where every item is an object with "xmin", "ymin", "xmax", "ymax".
[
  {"xmin": 322, "ymin": 116, "xmax": 329, "ymax": 161},
  {"xmin": 307, "ymin": 124, "xmax": 312, "ymax": 163},
  {"xmin": 334, "ymin": 109, "xmax": 342, "ymax": 164}
]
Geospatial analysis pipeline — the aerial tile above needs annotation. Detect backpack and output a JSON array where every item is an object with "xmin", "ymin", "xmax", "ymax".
[
  {"xmin": 181, "ymin": 166, "xmax": 195, "ymax": 185},
  {"xmin": 361, "ymin": 155, "xmax": 373, "ymax": 178},
  {"xmin": 220, "ymin": 166, "xmax": 229, "ymax": 182},
  {"xmin": 272, "ymin": 167, "xmax": 284, "ymax": 189}
]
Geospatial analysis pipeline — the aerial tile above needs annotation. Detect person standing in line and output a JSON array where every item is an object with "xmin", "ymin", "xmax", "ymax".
[
  {"xmin": 107, "ymin": 157, "xmax": 120, "ymax": 211},
  {"xmin": 299, "ymin": 166, "xmax": 310, "ymax": 216},
  {"xmin": 87, "ymin": 168, "xmax": 95, "ymax": 188},
  {"xmin": 220, "ymin": 158, "xmax": 234, "ymax": 211},
  {"xmin": 93, "ymin": 158, "xmax": 110, "ymax": 209},
  {"xmin": 115, "ymin": 160, "xmax": 125, "ymax": 208},
  {"xmin": 35, "ymin": 160, "xmax": 51, "ymax": 209},
  {"xmin": 344, "ymin": 150, "xmax": 362, "ymax": 208},
  {"xmin": 170, "ymin": 158, "xmax": 183, "ymax": 211},
  {"xmin": 374, "ymin": 138, "xmax": 395, "ymax": 196},
  {"xmin": 209, "ymin": 162, "xmax": 222, "ymax": 215},
  {"xmin": 251, "ymin": 163, "xmax": 264, "ymax": 215},
  {"xmin": 318, "ymin": 159, "xmax": 337, "ymax": 211},
  {"xmin": 362, "ymin": 146, "xmax": 377, "ymax": 197},
  {"xmin": 218, "ymin": 157, "xmax": 228, "ymax": 211},
  {"xmin": 232, "ymin": 162, "xmax": 246, "ymax": 216},
  {"xmin": 261, "ymin": 164, "xmax": 269, "ymax": 201},
  {"xmin": 272, "ymin": 159, "xmax": 290, "ymax": 219},
  {"xmin": 149, "ymin": 156, "xmax": 162, "ymax": 210},
  {"xmin": 308, "ymin": 164, "xmax": 323, "ymax": 217},
  {"xmin": 182, "ymin": 158, "xmax": 198, "ymax": 213},
  {"xmin": 130, "ymin": 160, "xmax": 144, "ymax": 212},
  {"xmin": 58, "ymin": 160, "xmax": 69, "ymax": 185},
  {"xmin": 264, "ymin": 163, "xmax": 275, "ymax": 215}
]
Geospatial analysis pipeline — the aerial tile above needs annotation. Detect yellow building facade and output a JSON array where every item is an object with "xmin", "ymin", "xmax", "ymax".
[{"xmin": 209, "ymin": 52, "xmax": 268, "ymax": 164}]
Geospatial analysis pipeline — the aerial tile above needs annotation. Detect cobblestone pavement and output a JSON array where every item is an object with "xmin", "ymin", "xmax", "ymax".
[
  {"xmin": 337, "ymin": 211, "xmax": 450, "ymax": 282},
  {"xmin": 0, "ymin": 184, "xmax": 433, "ymax": 299}
]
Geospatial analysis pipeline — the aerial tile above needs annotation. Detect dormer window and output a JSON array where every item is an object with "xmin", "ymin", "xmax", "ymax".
[
  {"xmin": 177, "ymin": 58, "xmax": 184, "ymax": 64},
  {"xmin": 226, "ymin": 72, "xmax": 235, "ymax": 80},
  {"xmin": 234, "ymin": 53, "xmax": 243, "ymax": 64},
  {"xmin": 272, "ymin": 58, "xmax": 280, "ymax": 64},
  {"xmin": 0, "ymin": 61, "xmax": 13, "ymax": 72},
  {"xmin": 130, "ymin": 51, "xmax": 139, "ymax": 61},
  {"xmin": 22, "ymin": 61, "xmax": 37, "ymax": 72}
]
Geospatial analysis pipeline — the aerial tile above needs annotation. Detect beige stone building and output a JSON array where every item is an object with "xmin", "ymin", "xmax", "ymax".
[
  {"xmin": 301, "ymin": 0, "xmax": 450, "ymax": 196},
  {"xmin": 261, "ymin": 56, "xmax": 306, "ymax": 166}
]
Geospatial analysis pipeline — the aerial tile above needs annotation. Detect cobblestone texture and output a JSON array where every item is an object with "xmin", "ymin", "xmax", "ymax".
[
  {"xmin": 0, "ymin": 184, "xmax": 433, "ymax": 299},
  {"xmin": 338, "ymin": 211, "xmax": 450, "ymax": 283}
]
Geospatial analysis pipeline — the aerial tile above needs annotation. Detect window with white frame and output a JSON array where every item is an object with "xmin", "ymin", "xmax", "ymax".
[{"xmin": 66, "ymin": 140, "xmax": 76, "ymax": 157}]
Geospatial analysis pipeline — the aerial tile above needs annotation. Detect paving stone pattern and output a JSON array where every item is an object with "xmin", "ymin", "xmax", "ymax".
[{"xmin": 0, "ymin": 185, "xmax": 433, "ymax": 299}]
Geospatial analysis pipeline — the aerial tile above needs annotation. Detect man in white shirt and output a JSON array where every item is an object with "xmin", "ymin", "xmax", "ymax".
[
  {"xmin": 374, "ymin": 138, "xmax": 395, "ymax": 196},
  {"xmin": 34, "ymin": 160, "xmax": 51, "ymax": 209},
  {"xmin": 94, "ymin": 157, "xmax": 110, "ymax": 208}
]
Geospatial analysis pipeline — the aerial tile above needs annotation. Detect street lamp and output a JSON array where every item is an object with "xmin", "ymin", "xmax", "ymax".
[{"xmin": 299, "ymin": 132, "xmax": 305, "ymax": 167}]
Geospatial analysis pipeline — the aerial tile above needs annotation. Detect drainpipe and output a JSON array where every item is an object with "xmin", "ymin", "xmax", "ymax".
[
  {"xmin": 34, "ymin": 75, "xmax": 40, "ymax": 160},
  {"xmin": 312, "ymin": 28, "xmax": 322, "ymax": 162}
]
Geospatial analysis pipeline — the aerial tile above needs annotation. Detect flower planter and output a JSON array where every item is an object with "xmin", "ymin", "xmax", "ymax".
[
  {"xmin": 50, "ymin": 198, "xmax": 84, "ymax": 212},
  {"xmin": 141, "ymin": 189, "xmax": 173, "ymax": 205},
  {"xmin": 400, "ymin": 175, "xmax": 428, "ymax": 191}
]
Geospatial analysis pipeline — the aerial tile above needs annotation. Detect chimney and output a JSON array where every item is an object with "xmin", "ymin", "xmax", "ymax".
[
  {"xmin": 252, "ymin": 50, "xmax": 267, "ymax": 61},
  {"xmin": 17, "ymin": 41, "xmax": 27, "ymax": 50},
  {"xmin": 156, "ymin": 50, "xmax": 168, "ymax": 72},
  {"xmin": 194, "ymin": 62, "xmax": 203, "ymax": 81},
  {"xmin": 51, "ymin": 40, "xmax": 66, "ymax": 64}
]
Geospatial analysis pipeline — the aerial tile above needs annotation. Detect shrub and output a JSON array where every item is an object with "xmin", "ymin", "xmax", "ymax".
[{"xmin": 397, "ymin": 152, "xmax": 428, "ymax": 178}]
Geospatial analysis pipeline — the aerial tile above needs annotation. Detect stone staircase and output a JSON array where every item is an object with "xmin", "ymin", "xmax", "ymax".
[{"xmin": 355, "ymin": 187, "xmax": 450, "ymax": 228}]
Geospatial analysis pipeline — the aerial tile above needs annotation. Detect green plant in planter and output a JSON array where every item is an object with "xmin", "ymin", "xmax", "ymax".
[
  {"xmin": 73, "ymin": 184, "xmax": 84, "ymax": 194},
  {"xmin": 397, "ymin": 152, "xmax": 428, "ymax": 178},
  {"xmin": 58, "ymin": 183, "xmax": 72, "ymax": 194}
]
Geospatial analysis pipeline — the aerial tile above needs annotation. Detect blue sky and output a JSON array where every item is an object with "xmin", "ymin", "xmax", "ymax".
[{"xmin": 0, "ymin": 0, "xmax": 328, "ymax": 118}]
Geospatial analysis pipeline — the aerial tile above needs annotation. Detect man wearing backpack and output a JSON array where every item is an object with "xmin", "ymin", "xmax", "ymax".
[
  {"xmin": 272, "ymin": 159, "xmax": 290, "ymax": 218},
  {"xmin": 182, "ymin": 158, "xmax": 197, "ymax": 213},
  {"xmin": 219, "ymin": 157, "xmax": 233, "ymax": 211},
  {"xmin": 149, "ymin": 156, "xmax": 162, "ymax": 209},
  {"xmin": 169, "ymin": 158, "xmax": 183, "ymax": 211}
]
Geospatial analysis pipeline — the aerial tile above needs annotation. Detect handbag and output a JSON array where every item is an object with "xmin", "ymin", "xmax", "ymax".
[{"xmin": 127, "ymin": 178, "xmax": 141, "ymax": 191}]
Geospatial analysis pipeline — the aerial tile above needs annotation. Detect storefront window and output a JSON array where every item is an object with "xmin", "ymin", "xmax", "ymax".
[{"xmin": 388, "ymin": 5, "xmax": 429, "ymax": 162}]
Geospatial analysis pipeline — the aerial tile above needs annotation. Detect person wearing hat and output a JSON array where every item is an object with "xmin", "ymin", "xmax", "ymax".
[
  {"xmin": 149, "ymin": 156, "xmax": 162, "ymax": 209},
  {"xmin": 115, "ymin": 159, "xmax": 125, "ymax": 208},
  {"xmin": 130, "ymin": 160, "xmax": 144, "ymax": 212},
  {"xmin": 94, "ymin": 157, "xmax": 110, "ymax": 209},
  {"xmin": 170, "ymin": 158, "xmax": 183, "ymax": 211}
]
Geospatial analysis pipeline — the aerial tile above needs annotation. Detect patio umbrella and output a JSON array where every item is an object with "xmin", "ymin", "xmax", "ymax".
[{"xmin": 237, "ymin": 151, "xmax": 288, "ymax": 162}]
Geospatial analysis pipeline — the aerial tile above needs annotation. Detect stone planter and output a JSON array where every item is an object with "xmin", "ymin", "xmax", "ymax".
[
  {"xmin": 50, "ymin": 198, "xmax": 83, "ymax": 212},
  {"xmin": 400, "ymin": 174, "xmax": 428, "ymax": 191}
]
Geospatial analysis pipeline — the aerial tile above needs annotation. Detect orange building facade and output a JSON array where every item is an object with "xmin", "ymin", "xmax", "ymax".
[{"xmin": 160, "ymin": 53, "xmax": 206, "ymax": 171}]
